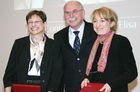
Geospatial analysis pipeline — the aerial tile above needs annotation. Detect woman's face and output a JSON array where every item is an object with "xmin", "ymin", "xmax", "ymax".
[
  {"xmin": 27, "ymin": 14, "xmax": 46, "ymax": 36},
  {"xmin": 93, "ymin": 14, "xmax": 114, "ymax": 35}
]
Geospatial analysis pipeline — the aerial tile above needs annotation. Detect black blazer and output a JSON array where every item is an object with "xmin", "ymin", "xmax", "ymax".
[
  {"xmin": 54, "ymin": 21, "xmax": 97, "ymax": 91},
  {"xmin": 3, "ymin": 35, "xmax": 62, "ymax": 92},
  {"xmin": 88, "ymin": 34, "xmax": 138, "ymax": 92}
]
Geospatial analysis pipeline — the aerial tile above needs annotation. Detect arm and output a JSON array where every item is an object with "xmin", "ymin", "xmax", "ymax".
[
  {"xmin": 108, "ymin": 37, "xmax": 138, "ymax": 90},
  {"xmin": 3, "ymin": 40, "xmax": 20, "ymax": 89},
  {"xmin": 48, "ymin": 37, "xmax": 64, "ymax": 92}
]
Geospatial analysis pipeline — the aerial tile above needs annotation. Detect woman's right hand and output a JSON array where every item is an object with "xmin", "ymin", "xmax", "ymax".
[
  {"xmin": 81, "ymin": 78, "xmax": 90, "ymax": 88},
  {"xmin": 4, "ymin": 87, "xmax": 11, "ymax": 92}
]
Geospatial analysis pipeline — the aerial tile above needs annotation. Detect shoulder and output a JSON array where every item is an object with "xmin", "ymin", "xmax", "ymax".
[
  {"xmin": 84, "ymin": 21, "xmax": 97, "ymax": 38},
  {"xmin": 14, "ymin": 36, "xmax": 29, "ymax": 43},
  {"xmin": 54, "ymin": 26, "xmax": 69, "ymax": 40},
  {"xmin": 12, "ymin": 36, "xmax": 29, "ymax": 47},
  {"xmin": 113, "ymin": 34, "xmax": 130, "ymax": 43},
  {"xmin": 84, "ymin": 21, "xmax": 93, "ymax": 27},
  {"xmin": 9, "ymin": 36, "xmax": 29, "ymax": 55},
  {"xmin": 84, "ymin": 21, "xmax": 93, "ymax": 30},
  {"xmin": 45, "ymin": 36, "xmax": 54, "ymax": 45},
  {"xmin": 113, "ymin": 34, "xmax": 132, "ymax": 48},
  {"xmin": 55, "ymin": 26, "xmax": 69, "ymax": 36}
]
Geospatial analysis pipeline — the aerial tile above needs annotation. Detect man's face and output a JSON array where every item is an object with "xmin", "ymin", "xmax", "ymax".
[{"xmin": 64, "ymin": 2, "xmax": 85, "ymax": 30}]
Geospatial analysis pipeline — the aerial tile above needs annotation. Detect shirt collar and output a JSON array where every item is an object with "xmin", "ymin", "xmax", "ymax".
[{"xmin": 69, "ymin": 21, "xmax": 85, "ymax": 36}]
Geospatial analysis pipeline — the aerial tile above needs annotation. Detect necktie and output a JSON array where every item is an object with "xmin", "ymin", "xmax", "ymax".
[{"xmin": 73, "ymin": 31, "xmax": 80, "ymax": 55}]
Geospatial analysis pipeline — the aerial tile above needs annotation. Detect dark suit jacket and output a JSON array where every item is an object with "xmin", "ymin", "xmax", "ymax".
[
  {"xmin": 54, "ymin": 21, "xmax": 97, "ymax": 91},
  {"xmin": 3, "ymin": 35, "xmax": 62, "ymax": 92},
  {"xmin": 88, "ymin": 34, "xmax": 138, "ymax": 92}
]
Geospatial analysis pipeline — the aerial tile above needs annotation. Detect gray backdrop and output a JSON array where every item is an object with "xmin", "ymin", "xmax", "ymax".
[{"xmin": 0, "ymin": 0, "xmax": 139, "ymax": 92}]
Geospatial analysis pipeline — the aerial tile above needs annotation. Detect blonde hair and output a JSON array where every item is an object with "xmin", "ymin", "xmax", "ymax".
[{"xmin": 92, "ymin": 7, "xmax": 118, "ymax": 32}]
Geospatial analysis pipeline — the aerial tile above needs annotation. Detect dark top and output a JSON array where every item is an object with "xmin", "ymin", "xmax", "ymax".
[
  {"xmin": 87, "ymin": 34, "xmax": 138, "ymax": 92},
  {"xmin": 54, "ymin": 21, "xmax": 97, "ymax": 92},
  {"xmin": 3, "ymin": 35, "xmax": 63, "ymax": 92},
  {"xmin": 88, "ymin": 43, "xmax": 104, "ymax": 83}
]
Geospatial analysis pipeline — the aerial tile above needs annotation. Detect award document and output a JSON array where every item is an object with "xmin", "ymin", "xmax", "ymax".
[
  {"xmin": 12, "ymin": 84, "xmax": 41, "ymax": 92},
  {"xmin": 80, "ymin": 83, "xmax": 105, "ymax": 92}
]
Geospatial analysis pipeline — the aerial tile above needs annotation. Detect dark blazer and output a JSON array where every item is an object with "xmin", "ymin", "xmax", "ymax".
[
  {"xmin": 3, "ymin": 35, "xmax": 62, "ymax": 92},
  {"xmin": 88, "ymin": 34, "xmax": 138, "ymax": 92},
  {"xmin": 54, "ymin": 21, "xmax": 97, "ymax": 92}
]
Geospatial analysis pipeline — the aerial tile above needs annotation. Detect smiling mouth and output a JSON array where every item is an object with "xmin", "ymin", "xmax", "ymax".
[
  {"xmin": 96, "ymin": 28, "xmax": 103, "ymax": 30},
  {"xmin": 31, "ymin": 27, "xmax": 39, "ymax": 31},
  {"xmin": 68, "ymin": 17, "xmax": 77, "ymax": 22}
]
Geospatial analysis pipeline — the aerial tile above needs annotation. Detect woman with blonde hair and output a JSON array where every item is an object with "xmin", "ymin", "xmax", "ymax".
[{"xmin": 81, "ymin": 7, "xmax": 137, "ymax": 92}]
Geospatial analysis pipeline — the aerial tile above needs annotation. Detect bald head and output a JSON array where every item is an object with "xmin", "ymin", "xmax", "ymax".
[{"xmin": 64, "ymin": 1, "xmax": 84, "ymax": 10}]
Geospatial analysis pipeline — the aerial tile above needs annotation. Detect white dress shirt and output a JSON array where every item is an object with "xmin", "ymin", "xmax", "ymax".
[
  {"xmin": 69, "ymin": 22, "xmax": 85, "ymax": 48},
  {"xmin": 28, "ymin": 48, "xmax": 41, "ymax": 76}
]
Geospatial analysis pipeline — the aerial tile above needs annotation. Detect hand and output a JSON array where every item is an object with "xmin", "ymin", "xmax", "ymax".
[
  {"xmin": 81, "ymin": 78, "xmax": 90, "ymax": 88},
  {"xmin": 4, "ymin": 87, "xmax": 11, "ymax": 92},
  {"xmin": 100, "ymin": 83, "xmax": 111, "ymax": 92}
]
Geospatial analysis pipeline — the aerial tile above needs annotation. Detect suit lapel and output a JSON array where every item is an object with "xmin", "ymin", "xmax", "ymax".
[
  {"xmin": 63, "ymin": 27, "xmax": 76, "ymax": 53},
  {"xmin": 24, "ymin": 37, "xmax": 31, "ymax": 73},
  {"xmin": 41, "ymin": 35, "xmax": 50, "ymax": 67},
  {"xmin": 80, "ymin": 22, "xmax": 97, "ymax": 53},
  {"xmin": 18, "ymin": 36, "xmax": 30, "ymax": 79}
]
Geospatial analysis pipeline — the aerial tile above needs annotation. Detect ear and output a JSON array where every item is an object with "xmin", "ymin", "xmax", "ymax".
[
  {"xmin": 44, "ymin": 21, "xmax": 47, "ymax": 25},
  {"xmin": 82, "ymin": 9, "xmax": 85, "ymax": 18},
  {"xmin": 110, "ymin": 21, "xmax": 115, "ymax": 27}
]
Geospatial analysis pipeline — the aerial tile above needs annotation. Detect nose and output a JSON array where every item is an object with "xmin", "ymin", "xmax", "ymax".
[
  {"xmin": 69, "ymin": 12, "xmax": 74, "ymax": 17},
  {"xmin": 31, "ymin": 22, "xmax": 36, "ymax": 26}
]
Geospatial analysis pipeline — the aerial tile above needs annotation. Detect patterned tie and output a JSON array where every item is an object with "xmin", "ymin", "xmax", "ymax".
[{"xmin": 73, "ymin": 31, "xmax": 80, "ymax": 55}]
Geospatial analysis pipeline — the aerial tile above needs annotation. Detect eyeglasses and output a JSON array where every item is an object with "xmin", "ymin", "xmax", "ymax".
[
  {"xmin": 28, "ymin": 21, "xmax": 43, "ymax": 25},
  {"xmin": 64, "ymin": 9, "xmax": 83, "ymax": 15}
]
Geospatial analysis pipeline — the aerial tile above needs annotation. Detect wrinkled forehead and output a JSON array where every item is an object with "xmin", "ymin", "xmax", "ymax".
[{"xmin": 64, "ymin": 2, "xmax": 81, "ymax": 11}]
